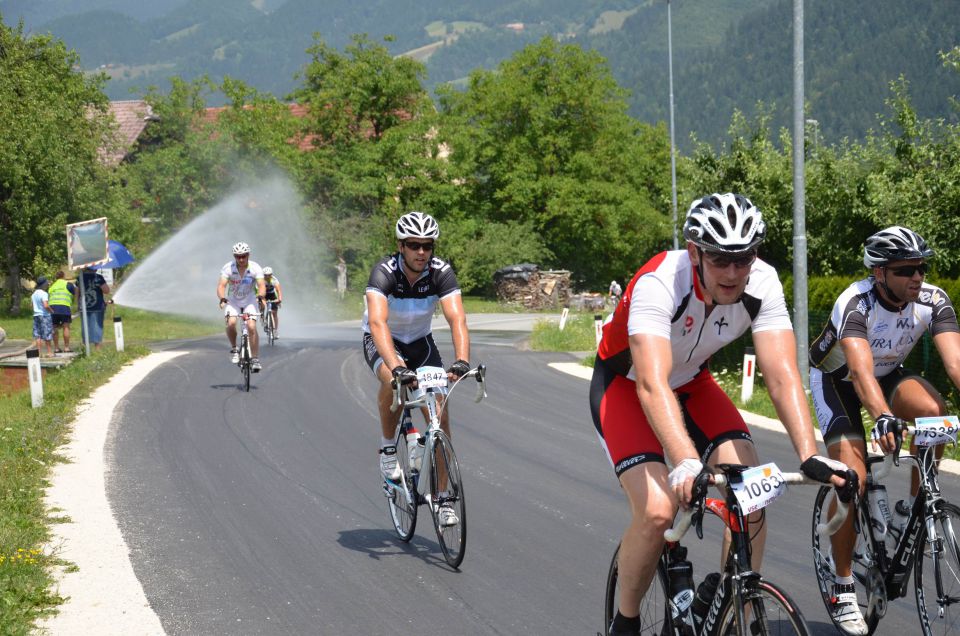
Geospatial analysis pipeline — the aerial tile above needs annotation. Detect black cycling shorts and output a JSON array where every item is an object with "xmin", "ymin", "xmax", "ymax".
[{"xmin": 362, "ymin": 332, "xmax": 444, "ymax": 375}]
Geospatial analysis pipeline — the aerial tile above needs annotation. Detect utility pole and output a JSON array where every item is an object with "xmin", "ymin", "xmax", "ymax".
[
  {"xmin": 667, "ymin": 0, "xmax": 679, "ymax": 249},
  {"xmin": 792, "ymin": 0, "xmax": 809, "ymax": 387}
]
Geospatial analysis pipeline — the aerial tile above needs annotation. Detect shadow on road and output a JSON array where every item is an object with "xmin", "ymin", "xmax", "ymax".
[{"xmin": 336, "ymin": 528, "xmax": 457, "ymax": 571}]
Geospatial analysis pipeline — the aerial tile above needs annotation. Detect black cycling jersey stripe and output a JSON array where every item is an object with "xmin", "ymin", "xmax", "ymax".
[
  {"xmin": 741, "ymin": 293, "xmax": 762, "ymax": 322},
  {"xmin": 671, "ymin": 289, "xmax": 693, "ymax": 323}
]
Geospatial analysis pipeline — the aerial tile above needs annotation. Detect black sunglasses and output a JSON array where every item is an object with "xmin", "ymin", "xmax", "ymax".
[
  {"xmin": 403, "ymin": 240, "xmax": 434, "ymax": 252},
  {"xmin": 887, "ymin": 263, "xmax": 929, "ymax": 277},
  {"xmin": 703, "ymin": 250, "xmax": 757, "ymax": 269}
]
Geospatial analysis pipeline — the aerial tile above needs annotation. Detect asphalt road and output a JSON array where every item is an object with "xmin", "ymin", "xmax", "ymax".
[{"xmin": 108, "ymin": 325, "xmax": 960, "ymax": 635}]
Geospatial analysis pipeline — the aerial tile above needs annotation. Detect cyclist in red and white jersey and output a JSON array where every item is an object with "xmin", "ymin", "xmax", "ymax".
[
  {"xmin": 809, "ymin": 226, "xmax": 960, "ymax": 635},
  {"xmin": 592, "ymin": 193, "xmax": 851, "ymax": 636}
]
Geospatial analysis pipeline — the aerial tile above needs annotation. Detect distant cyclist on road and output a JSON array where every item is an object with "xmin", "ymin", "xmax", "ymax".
[
  {"xmin": 217, "ymin": 242, "xmax": 266, "ymax": 372},
  {"xmin": 809, "ymin": 226, "xmax": 960, "ymax": 635},
  {"xmin": 262, "ymin": 266, "xmax": 283, "ymax": 339},
  {"xmin": 591, "ymin": 193, "xmax": 853, "ymax": 636},
  {"xmin": 363, "ymin": 211, "xmax": 470, "ymax": 528}
]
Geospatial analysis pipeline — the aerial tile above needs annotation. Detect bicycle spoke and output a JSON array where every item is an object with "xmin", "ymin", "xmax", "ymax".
[
  {"xmin": 916, "ymin": 502, "xmax": 960, "ymax": 635},
  {"xmin": 386, "ymin": 432, "xmax": 417, "ymax": 541},
  {"xmin": 430, "ymin": 431, "xmax": 466, "ymax": 568}
]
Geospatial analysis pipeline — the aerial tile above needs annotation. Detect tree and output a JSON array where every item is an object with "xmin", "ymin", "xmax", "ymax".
[
  {"xmin": 0, "ymin": 19, "xmax": 122, "ymax": 312},
  {"xmin": 437, "ymin": 37, "xmax": 672, "ymax": 289}
]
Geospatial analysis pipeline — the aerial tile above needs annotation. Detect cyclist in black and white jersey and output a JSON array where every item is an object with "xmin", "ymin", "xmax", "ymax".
[
  {"xmin": 364, "ymin": 211, "xmax": 470, "ymax": 527},
  {"xmin": 809, "ymin": 226, "xmax": 960, "ymax": 635}
]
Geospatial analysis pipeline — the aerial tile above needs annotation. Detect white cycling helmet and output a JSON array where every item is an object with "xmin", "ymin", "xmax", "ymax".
[
  {"xmin": 395, "ymin": 211, "xmax": 440, "ymax": 240},
  {"xmin": 863, "ymin": 226, "xmax": 934, "ymax": 268},
  {"xmin": 263, "ymin": 266, "xmax": 273, "ymax": 276},
  {"xmin": 683, "ymin": 193, "xmax": 765, "ymax": 253},
  {"xmin": 232, "ymin": 241, "xmax": 251, "ymax": 255}
]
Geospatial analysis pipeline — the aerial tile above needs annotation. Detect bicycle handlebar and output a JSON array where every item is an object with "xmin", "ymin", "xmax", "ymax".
[
  {"xmin": 664, "ymin": 472, "xmax": 849, "ymax": 543},
  {"xmin": 873, "ymin": 425, "xmax": 918, "ymax": 480},
  {"xmin": 390, "ymin": 364, "xmax": 487, "ymax": 413}
]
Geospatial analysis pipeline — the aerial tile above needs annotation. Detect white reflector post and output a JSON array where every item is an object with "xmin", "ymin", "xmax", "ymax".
[
  {"xmin": 594, "ymin": 314, "xmax": 603, "ymax": 348},
  {"xmin": 559, "ymin": 307, "xmax": 569, "ymax": 331},
  {"xmin": 27, "ymin": 348, "xmax": 43, "ymax": 408},
  {"xmin": 741, "ymin": 346, "xmax": 756, "ymax": 404},
  {"xmin": 114, "ymin": 316, "xmax": 125, "ymax": 352}
]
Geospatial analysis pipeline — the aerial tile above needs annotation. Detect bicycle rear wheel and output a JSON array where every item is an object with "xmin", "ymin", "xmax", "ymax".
[
  {"xmin": 717, "ymin": 578, "xmax": 810, "ymax": 636},
  {"xmin": 429, "ymin": 430, "xmax": 466, "ymax": 568},
  {"xmin": 603, "ymin": 544, "xmax": 669, "ymax": 635},
  {"xmin": 386, "ymin": 431, "xmax": 418, "ymax": 542},
  {"xmin": 915, "ymin": 501, "xmax": 960, "ymax": 635},
  {"xmin": 811, "ymin": 485, "xmax": 882, "ymax": 634}
]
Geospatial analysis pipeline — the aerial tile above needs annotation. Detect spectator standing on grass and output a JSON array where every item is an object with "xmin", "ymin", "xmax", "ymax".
[
  {"xmin": 31, "ymin": 276, "xmax": 54, "ymax": 357},
  {"xmin": 80, "ymin": 266, "xmax": 112, "ymax": 350},
  {"xmin": 48, "ymin": 271, "xmax": 77, "ymax": 354}
]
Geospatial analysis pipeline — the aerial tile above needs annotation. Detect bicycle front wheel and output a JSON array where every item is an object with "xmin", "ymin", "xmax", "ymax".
[
  {"xmin": 915, "ymin": 501, "xmax": 960, "ymax": 635},
  {"xmin": 386, "ymin": 432, "xmax": 417, "ymax": 542},
  {"xmin": 266, "ymin": 313, "xmax": 276, "ymax": 346},
  {"xmin": 429, "ymin": 430, "xmax": 466, "ymax": 568},
  {"xmin": 811, "ymin": 485, "xmax": 882, "ymax": 634},
  {"xmin": 241, "ymin": 337, "xmax": 251, "ymax": 392},
  {"xmin": 717, "ymin": 578, "xmax": 810, "ymax": 636},
  {"xmin": 603, "ymin": 544, "xmax": 669, "ymax": 635}
]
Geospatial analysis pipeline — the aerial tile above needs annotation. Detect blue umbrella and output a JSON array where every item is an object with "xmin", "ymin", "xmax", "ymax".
[{"xmin": 101, "ymin": 240, "xmax": 135, "ymax": 269}]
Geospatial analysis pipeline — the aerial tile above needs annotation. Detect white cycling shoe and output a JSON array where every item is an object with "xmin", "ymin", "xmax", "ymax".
[
  {"xmin": 830, "ymin": 583, "xmax": 868, "ymax": 635},
  {"xmin": 438, "ymin": 503, "xmax": 459, "ymax": 527},
  {"xmin": 380, "ymin": 446, "xmax": 401, "ymax": 482},
  {"xmin": 230, "ymin": 348, "xmax": 239, "ymax": 364}
]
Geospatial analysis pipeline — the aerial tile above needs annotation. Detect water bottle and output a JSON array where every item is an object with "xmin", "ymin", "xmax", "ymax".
[
  {"xmin": 406, "ymin": 431, "xmax": 425, "ymax": 472},
  {"xmin": 666, "ymin": 546, "xmax": 696, "ymax": 635},
  {"xmin": 692, "ymin": 571, "xmax": 721, "ymax": 631},
  {"xmin": 867, "ymin": 483, "xmax": 892, "ymax": 539}
]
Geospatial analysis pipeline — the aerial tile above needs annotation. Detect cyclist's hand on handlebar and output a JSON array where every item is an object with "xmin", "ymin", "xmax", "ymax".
[
  {"xmin": 800, "ymin": 455, "xmax": 859, "ymax": 501},
  {"xmin": 668, "ymin": 458, "xmax": 704, "ymax": 510},
  {"xmin": 273, "ymin": 300, "xmax": 281, "ymax": 309},
  {"xmin": 391, "ymin": 365, "xmax": 417, "ymax": 386},
  {"xmin": 446, "ymin": 359, "xmax": 470, "ymax": 380},
  {"xmin": 871, "ymin": 413, "xmax": 904, "ymax": 455}
]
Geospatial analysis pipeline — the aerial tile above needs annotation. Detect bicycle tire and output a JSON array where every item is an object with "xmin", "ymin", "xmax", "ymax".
[
  {"xmin": 915, "ymin": 500, "xmax": 960, "ymax": 635},
  {"xmin": 811, "ymin": 485, "xmax": 882, "ymax": 635},
  {"xmin": 429, "ymin": 430, "xmax": 466, "ymax": 568},
  {"xmin": 241, "ymin": 335, "xmax": 251, "ymax": 392},
  {"xmin": 386, "ymin": 428, "xmax": 418, "ymax": 542},
  {"xmin": 603, "ymin": 544, "xmax": 670, "ymax": 636},
  {"xmin": 266, "ymin": 311, "xmax": 276, "ymax": 346},
  {"xmin": 715, "ymin": 578, "xmax": 809, "ymax": 636}
]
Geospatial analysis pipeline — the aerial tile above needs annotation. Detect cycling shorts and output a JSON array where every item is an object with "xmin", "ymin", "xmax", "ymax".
[
  {"xmin": 590, "ymin": 358, "xmax": 751, "ymax": 476},
  {"xmin": 810, "ymin": 366, "xmax": 922, "ymax": 446},
  {"xmin": 363, "ymin": 332, "xmax": 444, "ymax": 376}
]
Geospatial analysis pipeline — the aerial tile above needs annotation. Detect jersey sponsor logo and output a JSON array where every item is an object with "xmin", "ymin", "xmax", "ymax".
[
  {"xmin": 681, "ymin": 315, "xmax": 695, "ymax": 336},
  {"xmin": 819, "ymin": 330, "xmax": 834, "ymax": 352},
  {"xmin": 871, "ymin": 338, "xmax": 893, "ymax": 350},
  {"xmin": 874, "ymin": 322, "xmax": 889, "ymax": 334},
  {"xmin": 856, "ymin": 299, "xmax": 868, "ymax": 315},
  {"xmin": 382, "ymin": 259, "xmax": 399, "ymax": 273},
  {"xmin": 896, "ymin": 317, "xmax": 913, "ymax": 329},
  {"xmin": 713, "ymin": 316, "xmax": 729, "ymax": 335},
  {"xmin": 417, "ymin": 283, "xmax": 430, "ymax": 293}
]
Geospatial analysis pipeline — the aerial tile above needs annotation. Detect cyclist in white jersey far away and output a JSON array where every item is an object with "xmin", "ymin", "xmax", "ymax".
[
  {"xmin": 808, "ymin": 226, "xmax": 960, "ymax": 635},
  {"xmin": 591, "ymin": 193, "xmax": 853, "ymax": 636},
  {"xmin": 217, "ymin": 241, "xmax": 267, "ymax": 372},
  {"xmin": 363, "ymin": 211, "xmax": 470, "ymax": 528}
]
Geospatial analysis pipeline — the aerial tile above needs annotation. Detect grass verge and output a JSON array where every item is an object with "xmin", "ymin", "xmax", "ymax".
[{"xmin": 0, "ymin": 308, "xmax": 218, "ymax": 634}]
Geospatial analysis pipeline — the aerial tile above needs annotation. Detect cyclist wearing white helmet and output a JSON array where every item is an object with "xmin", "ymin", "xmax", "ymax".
[
  {"xmin": 362, "ymin": 211, "xmax": 471, "ymax": 528},
  {"xmin": 809, "ymin": 226, "xmax": 960, "ymax": 635},
  {"xmin": 217, "ymin": 241, "xmax": 266, "ymax": 371},
  {"xmin": 591, "ymin": 193, "xmax": 852, "ymax": 636},
  {"xmin": 262, "ymin": 266, "xmax": 283, "ymax": 338}
]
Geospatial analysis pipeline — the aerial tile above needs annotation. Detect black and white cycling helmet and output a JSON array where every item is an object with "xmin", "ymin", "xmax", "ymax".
[
  {"xmin": 232, "ymin": 241, "xmax": 251, "ymax": 255},
  {"xmin": 263, "ymin": 266, "xmax": 273, "ymax": 276},
  {"xmin": 395, "ymin": 211, "xmax": 440, "ymax": 240},
  {"xmin": 682, "ymin": 193, "xmax": 765, "ymax": 253},
  {"xmin": 863, "ymin": 226, "xmax": 934, "ymax": 268}
]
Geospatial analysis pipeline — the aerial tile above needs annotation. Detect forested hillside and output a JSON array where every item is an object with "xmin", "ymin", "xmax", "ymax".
[{"xmin": 2, "ymin": 0, "xmax": 958, "ymax": 146}]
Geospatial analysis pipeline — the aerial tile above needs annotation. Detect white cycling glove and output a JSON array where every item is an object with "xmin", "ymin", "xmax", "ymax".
[{"xmin": 668, "ymin": 458, "xmax": 704, "ymax": 490}]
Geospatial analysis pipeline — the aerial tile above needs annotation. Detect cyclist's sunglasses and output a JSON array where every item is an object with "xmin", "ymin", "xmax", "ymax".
[
  {"xmin": 702, "ymin": 250, "xmax": 757, "ymax": 269},
  {"xmin": 403, "ymin": 240, "xmax": 435, "ymax": 252},
  {"xmin": 234, "ymin": 253, "xmax": 249, "ymax": 259},
  {"xmin": 886, "ymin": 263, "xmax": 929, "ymax": 277}
]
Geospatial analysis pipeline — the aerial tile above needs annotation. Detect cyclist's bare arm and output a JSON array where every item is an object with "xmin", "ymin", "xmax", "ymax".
[
  {"xmin": 366, "ymin": 291, "xmax": 404, "ymax": 372},
  {"xmin": 274, "ymin": 280, "xmax": 283, "ymax": 302},
  {"xmin": 629, "ymin": 333, "xmax": 698, "ymax": 501},
  {"xmin": 840, "ymin": 335, "xmax": 898, "ymax": 452},
  {"xmin": 217, "ymin": 277, "xmax": 228, "ymax": 303},
  {"xmin": 754, "ymin": 328, "xmax": 819, "ymax": 461},
  {"xmin": 439, "ymin": 293, "xmax": 469, "ymax": 368},
  {"xmin": 933, "ymin": 330, "xmax": 960, "ymax": 389}
]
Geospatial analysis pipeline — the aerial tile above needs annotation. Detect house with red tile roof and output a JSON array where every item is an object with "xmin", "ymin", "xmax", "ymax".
[{"xmin": 101, "ymin": 100, "xmax": 155, "ymax": 166}]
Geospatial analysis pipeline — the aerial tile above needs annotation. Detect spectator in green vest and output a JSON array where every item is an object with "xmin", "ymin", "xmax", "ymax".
[{"xmin": 48, "ymin": 270, "xmax": 77, "ymax": 354}]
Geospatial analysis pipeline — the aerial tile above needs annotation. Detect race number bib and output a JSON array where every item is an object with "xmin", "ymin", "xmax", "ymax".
[
  {"xmin": 731, "ymin": 463, "xmax": 786, "ymax": 515},
  {"xmin": 914, "ymin": 415, "xmax": 959, "ymax": 448},
  {"xmin": 416, "ymin": 366, "xmax": 448, "ymax": 390}
]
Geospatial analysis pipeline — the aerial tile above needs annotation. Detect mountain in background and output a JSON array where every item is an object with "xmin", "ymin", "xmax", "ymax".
[{"xmin": 1, "ymin": 0, "xmax": 957, "ymax": 148}]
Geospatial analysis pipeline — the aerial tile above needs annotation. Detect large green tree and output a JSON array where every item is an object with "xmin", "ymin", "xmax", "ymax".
[
  {"xmin": 0, "ymin": 19, "xmax": 122, "ymax": 311},
  {"xmin": 437, "ymin": 37, "xmax": 672, "ymax": 288}
]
